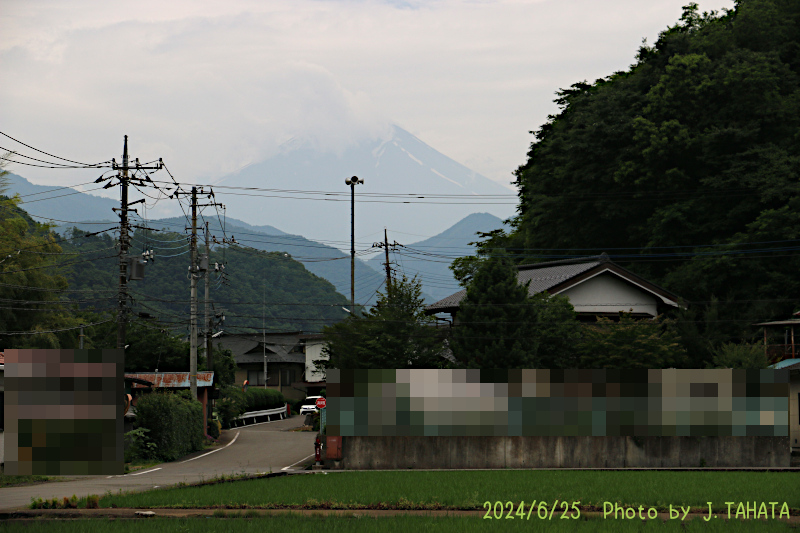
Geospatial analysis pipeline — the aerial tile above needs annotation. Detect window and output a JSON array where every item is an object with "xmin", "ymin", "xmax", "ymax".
[{"xmin": 248, "ymin": 369, "xmax": 265, "ymax": 386}]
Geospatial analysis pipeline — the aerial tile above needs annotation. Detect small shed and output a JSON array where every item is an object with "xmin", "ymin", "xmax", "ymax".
[
  {"xmin": 125, "ymin": 371, "xmax": 215, "ymax": 437},
  {"xmin": 753, "ymin": 317, "xmax": 800, "ymax": 364}
]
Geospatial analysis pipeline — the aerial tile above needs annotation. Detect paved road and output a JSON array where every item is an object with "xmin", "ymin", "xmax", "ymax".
[{"xmin": 0, "ymin": 415, "xmax": 316, "ymax": 511}]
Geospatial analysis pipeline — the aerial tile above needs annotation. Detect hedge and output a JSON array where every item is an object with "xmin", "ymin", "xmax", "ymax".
[
  {"xmin": 245, "ymin": 387, "xmax": 285, "ymax": 411},
  {"xmin": 217, "ymin": 386, "xmax": 286, "ymax": 429},
  {"xmin": 133, "ymin": 390, "xmax": 205, "ymax": 462}
]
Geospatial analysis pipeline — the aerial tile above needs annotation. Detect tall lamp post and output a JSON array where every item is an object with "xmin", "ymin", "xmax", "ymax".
[{"xmin": 345, "ymin": 176, "xmax": 364, "ymax": 312}]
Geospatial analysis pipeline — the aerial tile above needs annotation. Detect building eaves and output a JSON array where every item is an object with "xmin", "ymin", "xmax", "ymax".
[
  {"xmin": 125, "ymin": 372, "xmax": 215, "ymax": 388},
  {"xmin": 424, "ymin": 256, "xmax": 681, "ymax": 314},
  {"xmin": 237, "ymin": 353, "xmax": 305, "ymax": 365},
  {"xmin": 425, "ymin": 262, "xmax": 600, "ymax": 313}
]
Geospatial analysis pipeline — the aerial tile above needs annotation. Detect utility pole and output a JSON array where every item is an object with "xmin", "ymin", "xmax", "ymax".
[
  {"xmin": 263, "ymin": 284, "xmax": 267, "ymax": 390},
  {"xmin": 117, "ymin": 137, "xmax": 130, "ymax": 350},
  {"xmin": 110, "ymin": 136, "xmax": 161, "ymax": 349},
  {"xmin": 189, "ymin": 186, "xmax": 198, "ymax": 401},
  {"xmin": 205, "ymin": 221, "xmax": 212, "ymax": 375},
  {"xmin": 345, "ymin": 176, "xmax": 364, "ymax": 311},
  {"xmin": 374, "ymin": 231, "xmax": 403, "ymax": 299},
  {"xmin": 383, "ymin": 229, "xmax": 392, "ymax": 296},
  {"xmin": 173, "ymin": 186, "xmax": 222, "ymax": 402}
]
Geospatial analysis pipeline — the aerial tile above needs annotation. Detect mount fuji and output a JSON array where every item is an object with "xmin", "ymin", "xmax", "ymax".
[{"xmin": 212, "ymin": 125, "xmax": 516, "ymax": 249}]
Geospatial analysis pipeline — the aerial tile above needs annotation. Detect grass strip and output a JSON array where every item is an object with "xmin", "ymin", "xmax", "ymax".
[
  {"xmin": 0, "ymin": 465, "xmax": 52, "ymax": 488},
  {"xmin": 0, "ymin": 516, "xmax": 795, "ymax": 532},
  {"xmin": 88, "ymin": 471, "xmax": 799, "ymax": 513}
]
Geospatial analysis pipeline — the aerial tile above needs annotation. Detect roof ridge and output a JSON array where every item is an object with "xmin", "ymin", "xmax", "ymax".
[{"xmin": 517, "ymin": 254, "xmax": 608, "ymax": 270}]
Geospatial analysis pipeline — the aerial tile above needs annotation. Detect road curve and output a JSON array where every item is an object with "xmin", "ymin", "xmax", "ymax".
[{"xmin": 0, "ymin": 415, "xmax": 316, "ymax": 512}]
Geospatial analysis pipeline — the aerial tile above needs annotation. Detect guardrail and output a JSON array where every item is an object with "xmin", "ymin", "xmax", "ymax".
[{"xmin": 230, "ymin": 404, "xmax": 288, "ymax": 428}]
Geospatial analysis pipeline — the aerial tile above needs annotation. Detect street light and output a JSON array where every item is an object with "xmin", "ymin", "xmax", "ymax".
[{"xmin": 345, "ymin": 176, "xmax": 364, "ymax": 311}]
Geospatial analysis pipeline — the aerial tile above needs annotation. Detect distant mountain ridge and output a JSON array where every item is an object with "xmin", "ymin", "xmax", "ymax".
[
  {"xmin": 5, "ymin": 135, "xmax": 511, "ymax": 304},
  {"xmin": 367, "ymin": 212, "xmax": 507, "ymax": 302},
  {"xmin": 4, "ymin": 172, "xmax": 118, "ymax": 223},
  {"xmin": 213, "ymin": 124, "xmax": 515, "ymax": 246}
]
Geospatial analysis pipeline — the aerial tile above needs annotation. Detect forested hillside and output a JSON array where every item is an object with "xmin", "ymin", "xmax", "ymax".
[
  {"xmin": 485, "ymin": 0, "xmax": 800, "ymax": 359},
  {"xmin": 59, "ymin": 227, "xmax": 349, "ymax": 336}
]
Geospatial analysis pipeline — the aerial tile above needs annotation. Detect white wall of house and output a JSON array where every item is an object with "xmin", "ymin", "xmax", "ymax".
[
  {"xmin": 305, "ymin": 341, "xmax": 327, "ymax": 382},
  {"xmin": 558, "ymin": 272, "xmax": 659, "ymax": 317}
]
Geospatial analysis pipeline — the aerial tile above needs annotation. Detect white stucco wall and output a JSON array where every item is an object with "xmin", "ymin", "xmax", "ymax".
[
  {"xmin": 558, "ymin": 271, "xmax": 659, "ymax": 317},
  {"xmin": 305, "ymin": 341, "xmax": 327, "ymax": 382}
]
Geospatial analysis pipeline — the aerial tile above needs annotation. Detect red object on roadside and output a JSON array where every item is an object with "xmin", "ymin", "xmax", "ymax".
[
  {"xmin": 287, "ymin": 403, "xmax": 291, "ymax": 416},
  {"xmin": 315, "ymin": 397, "xmax": 326, "ymax": 409},
  {"xmin": 314, "ymin": 436, "xmax": 322, "ymax": 463},
  {"xmin": 326, "ymin": 436, "xmax": 342, "ymax": 460}
]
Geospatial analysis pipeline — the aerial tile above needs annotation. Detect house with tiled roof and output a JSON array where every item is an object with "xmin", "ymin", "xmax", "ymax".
[
  {"xmin": 210, "ymin": 332, "xmax": 312, "ymax": 401},
  {"xmin": 425, "ymin": 253, "xmax": 682, "ymax": 321}
]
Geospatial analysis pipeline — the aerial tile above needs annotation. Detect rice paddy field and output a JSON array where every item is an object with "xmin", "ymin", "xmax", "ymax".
[
  {"xmin": 0, "ymin": 516, "xmax": 796, "ymax": 533},
  {"xmin": 86, "ymin": 470, "xmax": 799, "ymax": 514},
  {"xmin": 7, "ymin": 471, "xmax": 797, "ymax": 531}
]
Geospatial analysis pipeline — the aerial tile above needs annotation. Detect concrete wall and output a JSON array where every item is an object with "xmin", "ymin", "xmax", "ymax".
[{"xmin": 332, "ymin": 436, "xmax": 790, "ymax": 469}]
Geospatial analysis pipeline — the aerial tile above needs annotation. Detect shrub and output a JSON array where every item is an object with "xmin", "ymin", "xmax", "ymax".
[
  {"xmin": 217, "ymin": 386, "xmax": 247, "ymax": 429},
  {"xmin": 244, "ymin": 388, "xmax": 285, "ymax": 411},
  {"xmin": 290, "ymin": 399, "xmax": 304, "ymax": 415},
  {"xmin": 207, "ymin": 418, "xmax": 221, "ymax": 440},
  {"xmin": 124, "ymin": 427, "xmax": 157, "ymax": 462},
  {"xmin": 707, "ymin": 342, "xmax": 769, "ymax": 369},
  {"xmin": 133, "ymin": 390, "xmax": 204, "ymax": 461},
  {"xmin": 216, "ymin": 386, "xmax": 286, "ymax": 428},
  {"xmin": 85, "ymin": 495, "xmax": 99, "ymax": 509}
]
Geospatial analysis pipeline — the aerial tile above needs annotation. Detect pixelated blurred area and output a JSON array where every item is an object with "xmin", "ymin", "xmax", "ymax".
[
  {"xmin": 3, "ymin": 349, "xmax": 124, "ymax": 475},
  {"xmin": 326, "ymin": 369, "xmax": 789, "ymax": 437}
]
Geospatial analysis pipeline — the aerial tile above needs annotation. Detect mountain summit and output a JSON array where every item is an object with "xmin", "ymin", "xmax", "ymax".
[{"xmin": 213, "ymin": 125, "xmax": 515, "ymax": 247}]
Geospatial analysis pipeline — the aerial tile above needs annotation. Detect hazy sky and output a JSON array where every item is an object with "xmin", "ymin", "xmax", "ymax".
[{"xmin": 2, "ymin": 0, "xmax": 733, "ymax": 197}]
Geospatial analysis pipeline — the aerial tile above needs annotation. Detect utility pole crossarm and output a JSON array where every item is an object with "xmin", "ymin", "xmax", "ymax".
[
  {"xmin": 113, "ymin": 136, "xmax": 163, "ymax": 350},
  {"xmin": 374, "ymin": 230, "xmax": 402, "ymax": 297}
]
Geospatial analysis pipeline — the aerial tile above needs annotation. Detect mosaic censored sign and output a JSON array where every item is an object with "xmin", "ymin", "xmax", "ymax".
[
  {"xmin": 326, "ymin": 369, "xmax": 788, "ymax": 437},
  {"xmin": 3, "ymin": 349, "xmax": 124, "ymax": 475}
]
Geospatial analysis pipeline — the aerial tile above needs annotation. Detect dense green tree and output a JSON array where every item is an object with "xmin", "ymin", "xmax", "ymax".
[
  {"xmin": 122, "ymin": 321, "xmax": 190, "ymax": 372},
  {"xmin": 450, "ymin": 255, "xmax": 534, "ymax": 368},
  {"xmin": 319, "ymin": 276, "xmax": 447, "ymax": 370},
  {"xmin": 577, "ymin": 315, "xmax": 689, "ymax": 369},
  {"xmin": 450, "ymin": 255, "xmax": 580, "ymax": 369},
  {"xmin": 57, "ymin": 228, "xmax": 349, "ymax": 336},
  {"xmin": 706, "ymin": 342, "xmax": 769, "ymax": 369},
  {"xmin": 0, "ymin": 168, "xmax": 87, "ymax": 348},
  {"xmin": 481, "ymin": 0, "xmax": 800, "ymax": 359},
  {"xmin": 209, "ymin": 345, "xmax": 237, "ymax": 387}
]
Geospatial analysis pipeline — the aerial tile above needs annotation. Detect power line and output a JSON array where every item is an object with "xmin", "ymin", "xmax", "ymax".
[
  {"xmin": 0, "ymin": 318, "xmax": 114, "ymax": 336},
  {"xmin": 0, "ymin": 131, "xmax": 111, "ymax": 166}
]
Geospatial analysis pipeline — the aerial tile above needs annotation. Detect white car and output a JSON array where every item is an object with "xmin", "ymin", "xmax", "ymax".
[{"xmin": 300, "ymin": 396, "xmax": 323, "ymax": 415}]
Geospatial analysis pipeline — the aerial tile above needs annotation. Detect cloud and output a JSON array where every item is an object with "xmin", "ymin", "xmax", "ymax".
[{"xmin": 0, "ymin": 0, "xmax": 733, "ymax": 205}]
